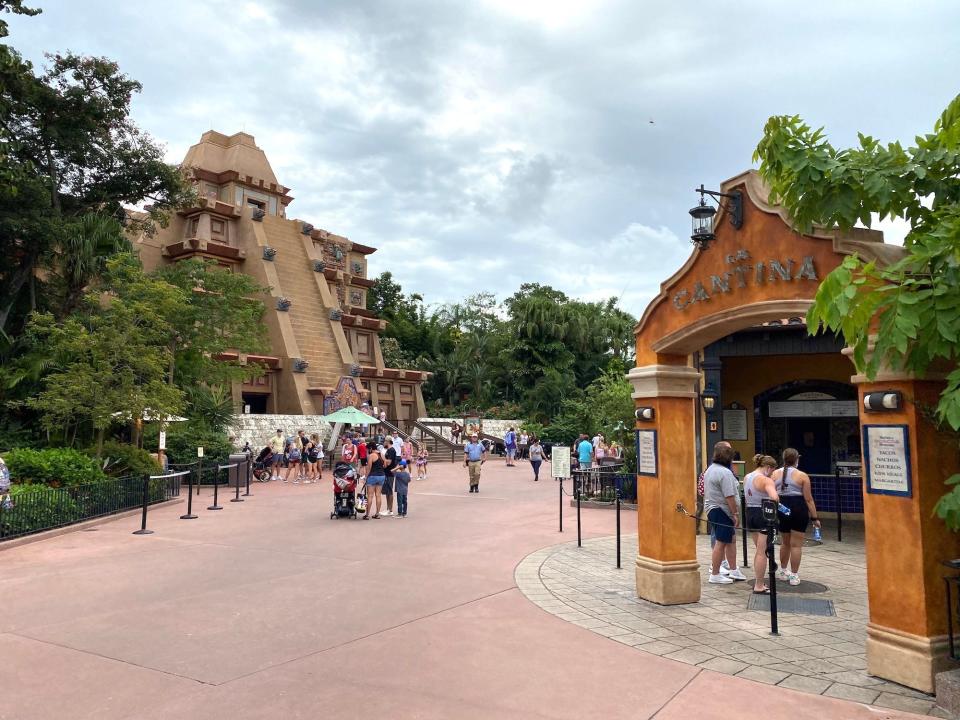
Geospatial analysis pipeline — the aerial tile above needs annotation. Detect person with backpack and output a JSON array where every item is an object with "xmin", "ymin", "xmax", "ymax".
[
  {"xmin": 283, "ymin": 440, "xmax": 302, "ymax": 483},
  {"xmin": 504, "ymin": 427, "xmax": 518, "ymax": 466},
  {"xmin": 305, "ymin": 433, "xmax": 323, "ymax": 483}
]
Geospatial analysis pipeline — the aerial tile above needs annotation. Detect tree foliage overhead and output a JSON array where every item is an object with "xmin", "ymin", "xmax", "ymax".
[
  {"xmin": 0, "ymin": 4, "xmax": 193, "ymax": 339},
  {"xmin": 754, "ymin": 92, "xmax": 960, "ymax": 528},
  {"xmin": 368, "ymin": 272, "xmax": 636, "ymax": 425}
]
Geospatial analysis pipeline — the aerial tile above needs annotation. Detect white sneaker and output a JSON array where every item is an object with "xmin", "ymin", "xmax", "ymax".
[
  {"xmin": 384, "ymin": 510, "xmax": 393, "ymax": 516},
  {"xmin": 727, "ymin": 568, "xmax": 747, "ymax": 581},
  {"xmin": 709, "ymin": 573, "xmax": 733, "ymax": 584},
  {"xmin": 789, "ymin": 573, "xmax": 801, "ymax": 586},
  {"xmin": 721, "ymin": 559, "xmax": 730, "ymax": 571},
  {"xmin": 719, "ymin": 566, "xmax": 730, "ymax": 576},
  {"xmin": 776, "ymin": 569, "xmax": 789, "ymax": 581}
]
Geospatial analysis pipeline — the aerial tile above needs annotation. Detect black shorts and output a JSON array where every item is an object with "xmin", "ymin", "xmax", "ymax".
[
  {"xmin": 360, "ymin": 457, "xmax": 368, "ymax": 466},
  {"xmin": 746, "ymin": 506, "xmax": 768, "ymax": 532},
  {"xmin": 778, "ymin": 495, "xmax": 809, "ymax": 534},
  {"xmin": 382, "ymin": 477, "xmax": 394, "ymax": 495}
]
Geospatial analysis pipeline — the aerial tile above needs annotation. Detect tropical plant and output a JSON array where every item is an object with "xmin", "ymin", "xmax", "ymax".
[{"xmin": 754, "ymin": 92, "xmax": 960, "ymax": 528}]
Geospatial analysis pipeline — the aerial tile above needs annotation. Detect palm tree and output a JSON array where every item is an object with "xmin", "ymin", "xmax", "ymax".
[{"xmin": 54, "ymin": 212, "xmax": 129, "ymax": 315}]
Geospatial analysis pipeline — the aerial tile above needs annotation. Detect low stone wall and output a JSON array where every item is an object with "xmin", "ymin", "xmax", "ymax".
[
  {"xmin": 228, "ymin": 414, "xmax": 333, "ymax": 450},
  {"xmin": 417, "ymin": 417, "xmax": 524, "ymax": 441}
]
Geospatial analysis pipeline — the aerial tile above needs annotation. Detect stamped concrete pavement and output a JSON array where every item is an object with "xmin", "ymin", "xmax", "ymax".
[{"xmin": 1, "ymin": 459, "xmax": 923, "ymax": 719}]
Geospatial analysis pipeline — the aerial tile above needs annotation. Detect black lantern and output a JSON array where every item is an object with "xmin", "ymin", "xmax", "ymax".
[
  {"xmin": 689, "ymin": 198, "xmax": 716, "ymax": 249},
  {"xmin": 700, "ymin": 384, "xmax": 719, "ymax": 412},
  {"xmin": 689, "ymin": 184, "xmax": 743, "ymax": 251}
]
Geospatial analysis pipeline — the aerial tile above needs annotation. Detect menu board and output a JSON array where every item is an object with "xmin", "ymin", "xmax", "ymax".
[
  {"xmin": 722, "ymin": 406, "xmax": 748, "ymax": 440},
  {"xmin": 636, "ymin": 429, "xmax": 658, "ymax": 477},
  {"xmin": 551, "ymin": 445, "xmax": 571, "ymax": 479},
  {"xmin": 768, "ymin": 400, "xmax": 858, "ymax": 418},
  {"xmin": 864, "ymin": 424, "xmax": 912, "ymax": 497}
]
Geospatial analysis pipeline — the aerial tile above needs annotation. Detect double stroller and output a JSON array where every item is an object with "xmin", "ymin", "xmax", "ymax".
[
  {"xmin": 252, "ymin": 446, "xmax": 274, "ymax": 482},
  {"xmin": 329, "ymin": 462, "xmax": 360, "ymax": 519}
]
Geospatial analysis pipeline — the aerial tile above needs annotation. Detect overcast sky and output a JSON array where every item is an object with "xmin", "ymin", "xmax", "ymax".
[{"xmin": 9, "ymin": 1, "xmax": 959, "ymax": 317}]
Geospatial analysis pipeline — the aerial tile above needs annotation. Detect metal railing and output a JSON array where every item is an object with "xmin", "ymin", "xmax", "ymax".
[
  {"xmin": 572, "ymin": 463, "xmax": 634, "ymax": 503},
  {"xmin": 0, "ymin": 473, "xmax": 181, "ymax": 541}
]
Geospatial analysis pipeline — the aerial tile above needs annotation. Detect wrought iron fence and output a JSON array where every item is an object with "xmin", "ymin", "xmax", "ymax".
[
  {"xmin": 0, "ymin": 473, "xmax": 181, "ymax": 541},
  {"xmin": 572, "ymin": 463, "xmax": 636, "ymax": 503}
]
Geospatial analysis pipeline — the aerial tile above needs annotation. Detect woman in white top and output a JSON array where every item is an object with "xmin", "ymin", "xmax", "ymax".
[{"xmin": 743, "ymin": 454, "xmax": 779, "ymax": 593}]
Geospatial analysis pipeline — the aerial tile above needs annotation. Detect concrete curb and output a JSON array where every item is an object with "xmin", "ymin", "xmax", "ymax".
[{"xmin": 0, "ymin": 496, "xmax": 184, "ymax": 551}]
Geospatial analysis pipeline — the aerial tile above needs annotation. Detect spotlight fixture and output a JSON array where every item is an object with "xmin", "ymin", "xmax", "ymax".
[
  {"xmin": 863, "ymin": 391, "xmax": 902, "ymax": 412},
  {"xmin": 635, "ymin": 407, "xmax": 656, "ymax": 421}
]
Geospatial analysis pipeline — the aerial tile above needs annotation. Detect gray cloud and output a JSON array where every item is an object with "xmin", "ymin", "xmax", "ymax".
[{"xmin": 9, "ymin": 0, "xmax": 957, "ymax": 316}]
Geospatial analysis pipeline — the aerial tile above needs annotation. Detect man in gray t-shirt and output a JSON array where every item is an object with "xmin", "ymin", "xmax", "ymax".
[{"xmin": 704, "ymin": 442, "xmax": 746, "ymax": 585}]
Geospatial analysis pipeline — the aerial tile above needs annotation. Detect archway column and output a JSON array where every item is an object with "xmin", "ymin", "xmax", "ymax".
[
  {"xmin": 627, "ymin": 361, "xmax": 702, "ymax": 605},
  {"xmin": 853, "ymin": 370, "xmax": 960, "ymax": 692}
]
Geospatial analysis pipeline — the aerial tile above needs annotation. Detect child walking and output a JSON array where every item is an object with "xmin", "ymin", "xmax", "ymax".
[
  {"xmin": 416, "ymin": 446, "xmax": 429, "ymax": 480},
  {"xmin": 395, "ymin": 460, "xmax": 411, "ymax": 517}
]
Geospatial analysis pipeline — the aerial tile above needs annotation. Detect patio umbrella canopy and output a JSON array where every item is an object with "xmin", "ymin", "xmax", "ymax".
[{"xmin": 319, "ymin": 406, "xmax": 380, "ymax": 425}]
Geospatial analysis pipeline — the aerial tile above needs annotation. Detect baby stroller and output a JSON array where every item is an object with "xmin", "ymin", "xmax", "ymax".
[
  {"xmin": 330, "ymin": 462, "xmax": 359, "ymax": 519},
  {"xmin": 253, "ymin": 446, "xmax": 274, "ymax": 482}
]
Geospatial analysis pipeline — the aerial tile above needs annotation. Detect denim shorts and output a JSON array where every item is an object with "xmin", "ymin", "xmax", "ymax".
[
  {"xmin": 707, "ymin": 508, "xmax": 735, "ymax": 543},
  {"xmin": 366, "ymin": 475, "xmax": 385, "ymax": 487}
]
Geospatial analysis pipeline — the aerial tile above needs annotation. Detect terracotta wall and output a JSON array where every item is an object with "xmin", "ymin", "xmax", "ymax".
[{"xmin": 719, "ymin": 353, "xmax": 853, "ymax": 460}]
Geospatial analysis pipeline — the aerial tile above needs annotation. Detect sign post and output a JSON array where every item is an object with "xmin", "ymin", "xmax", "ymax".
[{"xmin": 552, "ymin": 446, "xmax": 571, "ymax": 533}]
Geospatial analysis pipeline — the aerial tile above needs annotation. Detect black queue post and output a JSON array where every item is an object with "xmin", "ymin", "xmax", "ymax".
[
  {"xmin": 558, "ymin": 476, "xmax": 563, "ymax": 532},
  {"xmin": 576, "ymin": 473, "xmax": 582, "ymax": 548},
  {"xmin": 181, "ymin": 463, "xmax": 198, "ymax": 519},
  {"xmin": 243, "ymin": 451, "xmax": 252, "ymax": 497},
  {"xmin": 761, "ymin": 497, "xmax": 780, "ymax": 635},
  {"xmin": 132, "ymin": 474, "xmax": 154, "ymax": 535}
]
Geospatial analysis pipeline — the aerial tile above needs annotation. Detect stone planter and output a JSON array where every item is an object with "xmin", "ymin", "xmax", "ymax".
[
  {"xmin": 292, "ymin": 358, "xmax": 309, "ymax": 373},
  {"xmin": 262, "ymin": 246, "xmax": 277, "ymax": 261},
  {"xmin": 277, "ymin": 297, "xmax": 292, "ymax": 311}
]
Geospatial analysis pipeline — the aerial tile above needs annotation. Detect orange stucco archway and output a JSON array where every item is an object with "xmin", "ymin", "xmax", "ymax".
[{"xmin": 629, "ymin": 170, "xmax": 959, "ymax": 692}]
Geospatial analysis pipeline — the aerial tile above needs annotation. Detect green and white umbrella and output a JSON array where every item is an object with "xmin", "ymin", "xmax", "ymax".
[{"xmin": 320, "ymin": 406, "xmax": 380, "ymax": 425}]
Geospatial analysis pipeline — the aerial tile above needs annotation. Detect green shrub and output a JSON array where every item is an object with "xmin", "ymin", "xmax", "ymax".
[
  {"xmin": 5, "ymin": 448, "xmax": 108, "ymax": 487},
  {"xmin": 0, "ymin": 484, "xmax": 81, "ymax": 537},
  {"xmin": 145, "ymin": 421, "xmax": 234, "ymax": 466},
  {"xmin": 89, "ymin": 441, "xmax": 161, "ymax": 478}
]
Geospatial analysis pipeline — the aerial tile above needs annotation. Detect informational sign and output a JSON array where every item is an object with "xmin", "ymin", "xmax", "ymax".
[
  {"xmin": 864, "ymin": 424, "xmax": 911, "ymax": 497},
  {"xmin": 768, "ymin": 400, "xmax": 858, "ymax": 418},
  {"xmin": 197, "ymin": 446, "xmax": 204, "ymax": 458},
  {"xmin": 722, "ymin": 404, "xmax": 748, "ymax": 441},
  {"xmin": 636, "ymin": 429, "xmax": 658, "ymax": 477},
  {"xmin": 551, "ymin": 446, "xmax": 571, "ymax": 478},
  {"xmin": 158, "ymin": 431, "xmax": 166, "ymax": 450}
]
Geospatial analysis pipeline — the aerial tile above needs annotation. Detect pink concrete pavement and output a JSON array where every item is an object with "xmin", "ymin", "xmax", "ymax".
[{"xmin": 1, "ymin": 459, "xmax": 920, "ymax": 719}]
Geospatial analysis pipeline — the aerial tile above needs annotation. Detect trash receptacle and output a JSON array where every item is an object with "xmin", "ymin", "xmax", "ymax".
[{"xmin": 228, "ymin": 454, "xmax": 249, "ymax": 489}]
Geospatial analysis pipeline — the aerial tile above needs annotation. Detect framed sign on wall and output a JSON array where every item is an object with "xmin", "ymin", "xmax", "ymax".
[
  {"xmin": 636, "ymin": 429, "xmax": 658, "ymax": 477},
  {"xmin": 863, "ymin": 424, "xmax": 912, "ymax": 498},
  {"xmin": 722, "ymin": 402, "xmax": 748, "ymax": 441}
]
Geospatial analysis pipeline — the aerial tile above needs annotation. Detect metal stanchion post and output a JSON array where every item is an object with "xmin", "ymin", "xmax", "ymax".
[
  {"xmin": 559, "ymin": 476, "xmax": 563, "ymax": 532},
  {"xmin": 835, "ymin": 466, "xmax": 843, "ymax": 542},
  {"xmin": 208, "ymin": 465, "xmax": 223, "ymax": 510},
  {"xmin": 740, "ymin": 486, "xmax": 749, "ymax": 568},
  {"xmin": 181, "ymin": 464, "xmax": 197, "ymax": 519},
  {"xmin": 231, "ymin": 461, "xmax": 244, "ymax": 503},
  {"xmin": 132, "ymin": 474, "xmax": 154, "ymax": 535},
  {"xmin": 197, "ymin": 457, "xmax": 203, "ymax": 496},
  {"xmin": 243, "ymin": 453, "xmax": 252, "ymax": 497},
  {"xmin": 616, "ymin": 485, "xmax": 621, "ymax": 569},
  {"xmin": 576, "ymin": 474, "xmax": 582, "ymax": 548},
  {"xmin": 761, "ymin": 498, "xmax": 779, "ymax": 635}
]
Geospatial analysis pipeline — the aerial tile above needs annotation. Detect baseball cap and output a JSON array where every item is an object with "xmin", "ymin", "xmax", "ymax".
[{"xmin": 400, "ymin": 459, "xmax": 408, "ymax": 467}]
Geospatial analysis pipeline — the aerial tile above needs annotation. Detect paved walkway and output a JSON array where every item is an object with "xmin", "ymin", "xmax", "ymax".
[
  {"xmin": 516, "ymin": 527, "xmax": 943, "ymax": 716},
  {"xmin": 0, "ymin": 460, "xmax": 932, "ymax": 719}
]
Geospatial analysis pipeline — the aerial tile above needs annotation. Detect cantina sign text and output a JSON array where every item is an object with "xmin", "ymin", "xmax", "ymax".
[{"xmin": 672, "ymin": 249, "xmax": 818, "ymax": 311}]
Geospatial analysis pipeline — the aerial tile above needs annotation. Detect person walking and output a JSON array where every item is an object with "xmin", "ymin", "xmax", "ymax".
[
  {"xmin": 450, "ymin": 420, "xmax": 462, "ymax": 444},
  {"xmin": 744, "ymin": 454, "xmax": 779, "ymax": 593},
  {"xmin": 528, "ymin": 437, "xmax": 545, "ymax": 481},
  {"xmin": 401, "ymin": 437, "xmax": 414, "ymax": 467},
  {"xmin": 355, "ymin": 434, "xmax": 368, "ymax": 481},
  {"xmin": 363, "ymin": 441, "xmax": 385, "ymax": 519},
  {"xmin": 503, "ymin": 427, "xmax": 518, "ymax": 466},
  {"xmin": 382, "ymin": 435, "xmax": 398, "ymax": 516},
  {"xmin": 416, "ymin": 444, "xmax": 429, "ymax": 480},
  {"xmin": 576, "ymin": 434, "xmax": 593, "ymax": 471},
  {"xmin": 463, "ymin": 432, "xmax": 487, "ymax": 493},
  {"xmin": 268, "ymin": 428, "xmax": 285, "ymax": 481},
  {"xmin": 773, "ymin": 448, "xmax": 821, "ymax": 586},
  {"xmin": 395, "ymin": 460, "xmax": 411, "ymax": 517},
  {"xmin": 704, "ymin": 441, "xmax": 748, "ymax": 584},
  {"xmin": 392, "ymin": 433, "xmax": 404, "ymax": 457}
]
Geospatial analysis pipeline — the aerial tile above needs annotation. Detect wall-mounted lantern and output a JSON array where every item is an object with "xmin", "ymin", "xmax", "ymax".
[
  {"xmin": 689, "ymin": 184, "xmax": 743, "ymax": 250},
  {"xmin": 635, "ymin": 407, "xmax": 656, "ymax": 421},
  {"xmin": 863, "ymin": 391, "xmax": 902, "ymax": 412},
  {"xmin": 700, "ymin": 383, "xmax": 719, "ymax": 412}
]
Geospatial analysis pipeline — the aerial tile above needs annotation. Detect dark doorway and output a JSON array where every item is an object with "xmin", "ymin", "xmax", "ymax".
[
  {"xmin": 242, "ymin": 394, "xmax": 268, "ymax": 414},
  {"xmin": 787, "ymin": 418, "xmax": 832, "ymax": 475}
]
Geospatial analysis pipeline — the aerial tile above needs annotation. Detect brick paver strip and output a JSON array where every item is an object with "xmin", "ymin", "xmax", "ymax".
[{"xmin": 515, "ymin": 528, "xmax": 940, "ymax": 715}]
